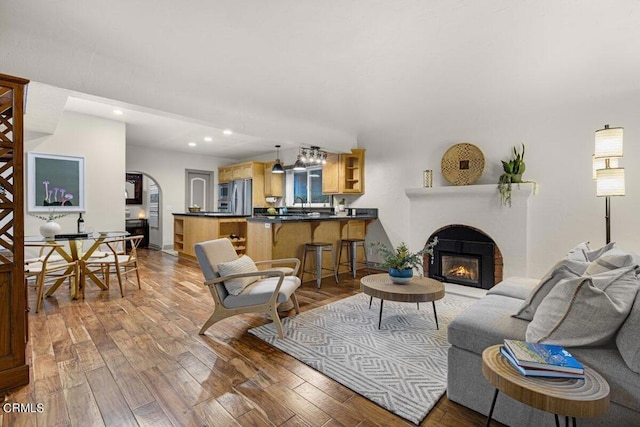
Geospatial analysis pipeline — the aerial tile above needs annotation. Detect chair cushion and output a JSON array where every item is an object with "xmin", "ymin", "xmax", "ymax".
[
  {"xmin": 223, "ymin": 276, "xmax": 301, "ymax": 308},
  {"xmin": 486, "ymin": 276, "xmax": 540, "ymax": 300},
  {"xmin": 447, "ymin": 294, "xmax": 529, "ymax": 354},
  {"xmin": 218, "ymin": 255, "xmax": 260, "ymax": 296},
  {"xmin": 617, "ymin": 291, "xmax": 640, "ymax": 374},
  {"xmin": 526, "ymin": 265, "xmax": 640, "ymax": 346},
  {"xmin": 512, "ymin": 259, "xmax": 588, "ymax": 321}
]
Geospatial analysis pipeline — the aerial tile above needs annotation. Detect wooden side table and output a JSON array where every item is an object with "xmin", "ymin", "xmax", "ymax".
[
  {"xmin": 360, "ymin": 273, "xmax": 445, "ymax": 329},
  {"xmin": 482, "ymin": 345, "xmax": 609, "ymax": 427}
]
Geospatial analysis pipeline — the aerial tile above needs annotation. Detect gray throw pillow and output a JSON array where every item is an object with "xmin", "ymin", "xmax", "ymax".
[
  {"xmin": 512, "ymin": 259, "xmax": 588, "ymax": 321},
  {"xmin": 584, "ymin": 248, "xmax": 638, "ymax": 275},
  {"xmin": 617, "ymin": 292, "xmax": 640, "ymax": 374},
  {"xmin": 218, "ymin": 255, "xmax": 259, "ymax": 296},
  {"xmin": 526, "ymin": 265, "xmax": 640, "ymax": 346},
  {"xmin": 566, "ymin": 241, "xmax": 615, "ymax": 262}
]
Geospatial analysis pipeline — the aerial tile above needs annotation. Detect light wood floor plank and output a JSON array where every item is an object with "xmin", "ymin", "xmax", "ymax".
[
  {"xmin": 192, "ymin": 397, "xmax": 241, "ymax": 427},
  {"xmin": 138, "ymin": 366, "xmax": 201, "ymax": 427},
  {"xmin": 132, "ymin": 401, "xmax": 174, "ymax": 427},
  {"xmin": 293, "ymin": 381, "xmax": 365, "ymax": 426},
  {"xmin": 235, "ymin": 378, "xmax": 296, "ymax": 425},
  {"xmin": 85, "ymin": 366, "xmax": 138, "ymax": 427},
  {"xmin": 36, "ymin": 390, "xmax": 70, "ymax": 427},
  {"xmin": 264, "ymin": 382, "xmax": 331, "ymax": 427},
  {"xmin": 63, "ymin": 381, "xmax": 106, "ymax": 427}
]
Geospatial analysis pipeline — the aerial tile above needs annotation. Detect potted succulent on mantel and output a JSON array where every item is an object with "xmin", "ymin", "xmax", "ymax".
[
  {"xmin": 372, "ymin": 238, "xmax": 438, "ymax": 284},
  {"xmin": 498, "ymin": 143, "xmax": 529, "ymax": 207}
]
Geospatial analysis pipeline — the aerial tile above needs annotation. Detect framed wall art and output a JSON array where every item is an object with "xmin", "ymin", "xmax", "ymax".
[
  {"xmin": 126, "ymin": 173, "xmax": 143, "ymax": 205},
  {"xmin": 28, "ymin": 152, "xmax": 86, "ymax": 212}
]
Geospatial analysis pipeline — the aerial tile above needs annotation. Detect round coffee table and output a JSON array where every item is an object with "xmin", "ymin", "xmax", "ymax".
[
  {"xmin": 360, "ymin": 273, "xmax": 445, "ymax": 329},
  {"xmin": 482, "ymin": 344, "xmax": 610, "ymax": 427}
]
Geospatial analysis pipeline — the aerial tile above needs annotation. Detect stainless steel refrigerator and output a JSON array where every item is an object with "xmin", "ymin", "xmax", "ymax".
[{"xmin": 230, "ymin": 179, "xmax": 252, "ymax": 215}]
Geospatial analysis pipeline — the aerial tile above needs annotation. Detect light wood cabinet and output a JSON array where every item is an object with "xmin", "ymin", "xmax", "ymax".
[
  {"xmin": 263, "ymin": 161, "xmax": 284, "ymax": 198},
  {"xmin": 174, "ymin": 215, "xmax": 247, "ymax": 259},
  {"xmin": 218, "ymin": 167, "xmax": 233, "ymax": 183},
  {"xmin": 321, "ymin": 153, "xmax": 341, "ymax": 194},
  {"xmin": 0, "ymin": 73, "xmax": 29, "ymax": 393},
  {"xmin": 322, "ymin": 149, "xmax": 365, "ymax": 194},
  {"xmin": 217, "ymin": 162, "xmax": 267, "ymax": 208},
  {"xmin": 232, "ymin": 162, "xmax": 254, "ymax": 180}
]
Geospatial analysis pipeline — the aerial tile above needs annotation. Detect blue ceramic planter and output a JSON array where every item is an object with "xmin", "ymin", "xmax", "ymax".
[{"xmin": 388, "ymin": 268, "xmax": 413, "ymax": 284}]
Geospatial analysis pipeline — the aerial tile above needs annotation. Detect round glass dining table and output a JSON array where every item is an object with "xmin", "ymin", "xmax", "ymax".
[{"xmin": 25, "ymin": 232, "xmax": 129, "ymax": 299}]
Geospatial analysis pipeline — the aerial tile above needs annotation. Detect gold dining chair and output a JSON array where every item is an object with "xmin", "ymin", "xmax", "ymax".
[
  {"xmin": 84, "ymin": 235, "xmax": 143, "ymax": 297},
  {"xmin": 24, "ymin": 242, "xmax": 79, "ymax": 312}
]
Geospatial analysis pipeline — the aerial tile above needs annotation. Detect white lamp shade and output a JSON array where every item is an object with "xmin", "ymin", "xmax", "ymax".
[
  {"xmin": 596, "ymin": 167, "xmax": 625, "ymax": 196},
  {"xmin": 594, "ymin": 126, "xmax": 623, "ymax": 158},
  {"xmin": 592, "ymin": 156, "xmax": 619, "ymax": 179}
]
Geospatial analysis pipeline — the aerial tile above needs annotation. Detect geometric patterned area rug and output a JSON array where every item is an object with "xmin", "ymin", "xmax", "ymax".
[{"xmin": 248, "ymin": 291, "xmax": 478, "ymax": 425}]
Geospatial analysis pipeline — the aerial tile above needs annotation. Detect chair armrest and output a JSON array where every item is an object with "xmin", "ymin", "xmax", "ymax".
[{"xmin": 254, "ymin": 258, "xmax": 301, "ymax": 275}]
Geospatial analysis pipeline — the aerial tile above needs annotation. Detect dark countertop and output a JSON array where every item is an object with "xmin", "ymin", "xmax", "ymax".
[
  {"xmin": 174, "ymin": 208, "xmax": 378, "ymax": 223},
  {"xmin": 247, "ymin": 214, "xmax": 378, "ymax": 223},
  {"xmin": 173, "ymin": 212, "xmax": 249, "ymax": 218}
]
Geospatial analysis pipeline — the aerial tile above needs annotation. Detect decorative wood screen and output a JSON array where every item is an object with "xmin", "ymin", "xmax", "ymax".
[{"xmin": 0, "ymin": 73, "xmax": 29, "ymax": 392}]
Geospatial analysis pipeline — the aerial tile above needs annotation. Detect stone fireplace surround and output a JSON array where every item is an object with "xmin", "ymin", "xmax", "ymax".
[{"xmin": 405, "ymin": 183, "xmax": 535, "ymax": 280}]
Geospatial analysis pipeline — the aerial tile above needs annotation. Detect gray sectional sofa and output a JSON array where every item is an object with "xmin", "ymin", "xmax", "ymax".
[{"xmin": 447, "ymin": 276, "xmax": 640, "ymax": 426}]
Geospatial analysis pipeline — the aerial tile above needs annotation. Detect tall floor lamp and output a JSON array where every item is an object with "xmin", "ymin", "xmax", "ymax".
[{"xmin": 593, "ymin": 124, "xmax": 625, "ymax": 244}]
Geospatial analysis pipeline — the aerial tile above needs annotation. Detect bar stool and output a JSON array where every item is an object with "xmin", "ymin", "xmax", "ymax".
[
  {"xmin": 338, "ymin": 238, "xmax": 370, "ymax": 279},
  {"xmin": 301, "ymin": 242, "xmax": 339, "ymax": 289}
]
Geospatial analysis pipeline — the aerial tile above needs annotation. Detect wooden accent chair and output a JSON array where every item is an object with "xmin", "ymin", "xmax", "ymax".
[
  {"xmin": 194, "ymin": 238, "xmax": 301, "ymax": 339},
  {"xmin": 24, "ymin": 242, "xmax": 79, "ymax": 313},
  {"xmin": 84, "ymin": 235, "xmax": 143, "ymax": 297}
]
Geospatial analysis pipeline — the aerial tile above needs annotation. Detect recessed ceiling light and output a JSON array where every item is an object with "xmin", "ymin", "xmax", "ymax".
[
  {"xmin": 188, "ymin": 142, "xmax": 197, "ymax": 147},
  {"xmin": 223, "ymin": 129, "xmax": 233, "ymax": 135},
  {"xmin": 204, "ymin": 136, "xmax": 213, "ymax": 142},
  {"xmin": 113, "ymin": 109, "xmax": 124, "ymax": 115}
]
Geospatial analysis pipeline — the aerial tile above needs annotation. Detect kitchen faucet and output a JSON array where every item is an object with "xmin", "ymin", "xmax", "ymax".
[{"xmin": 294, "ymin": 196, "xmax": 305, "ymax": 212}]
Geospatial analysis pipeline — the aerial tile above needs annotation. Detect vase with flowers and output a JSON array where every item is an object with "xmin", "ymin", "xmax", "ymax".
[
  {"xmin": 30, "ymin": 210, "xmax": 68, "ymax": 239},
  {"xmin": 372, "ymin": 238, "xmax": 439, "ymax": 284}
]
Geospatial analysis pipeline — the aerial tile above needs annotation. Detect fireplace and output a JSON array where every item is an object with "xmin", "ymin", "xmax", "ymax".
[{"xmin": 425, "ymin": 225, "xmax": 502, "ymax": 290}]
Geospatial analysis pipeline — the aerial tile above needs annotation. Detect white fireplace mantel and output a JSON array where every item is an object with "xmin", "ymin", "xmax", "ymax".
[{"xmin": 405, "ymin": 183, "xmax": 536, "ymax": 278}]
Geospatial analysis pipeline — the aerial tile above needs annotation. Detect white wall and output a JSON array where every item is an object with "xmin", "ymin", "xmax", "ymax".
[
  {"xmin": 126, "ymin": 145, "xmax": 227, "ymax": 249},
  {"xmin": 25, "ymin": 111, "xmax": 126, "ymax": 237},
  {"xmin": 354, "ymin": 96, "xmax": 640, "ymax": 278}
]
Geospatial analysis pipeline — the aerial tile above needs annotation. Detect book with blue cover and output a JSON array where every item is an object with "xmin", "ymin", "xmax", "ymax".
[
  {"xmin": 503, "ymin": 339, "xmax": 584, "ymax": 374},
  {"xmin": 500, "ymin": 346, "xmax": 585, "ymax": 379}
]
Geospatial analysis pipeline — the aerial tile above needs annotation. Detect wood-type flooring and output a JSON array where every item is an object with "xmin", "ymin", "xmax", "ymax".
[{"xmin": 3, "ymin": 249, "xmax": 502, "ymax": 426}]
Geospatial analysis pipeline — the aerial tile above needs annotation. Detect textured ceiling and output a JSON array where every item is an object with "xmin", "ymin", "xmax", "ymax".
[{"xmin": 2, "ymin": 1, "xmax": 640, "ymax": 158}]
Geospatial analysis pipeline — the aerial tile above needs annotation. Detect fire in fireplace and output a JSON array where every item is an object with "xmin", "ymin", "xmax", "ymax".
[
  {"xmin": 441, "ymin": 254, "xmax": 480, "ymax": 286},
  {"xmin": 425, "ymin": 225, "xmax": 501, "ymax": 290}
]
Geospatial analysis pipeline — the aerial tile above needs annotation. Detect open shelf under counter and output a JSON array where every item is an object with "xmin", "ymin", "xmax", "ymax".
[{"xmin": 172, "ymin": 213, "xmax": 247, "ymax": 260}]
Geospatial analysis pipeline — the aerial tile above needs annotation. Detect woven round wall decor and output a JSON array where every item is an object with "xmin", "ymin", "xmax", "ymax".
[{"xmin": 441, "ymin": 143, "xmax": 485, "ymax": 185}]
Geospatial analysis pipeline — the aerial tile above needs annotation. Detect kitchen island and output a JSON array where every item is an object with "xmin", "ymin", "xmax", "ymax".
[
  {"xmin": 246, "ymin": 209, "xmax": 378, "ymax": 279},
  {"xmin": 173, "ymin": 213, "xmax": 249, "ymax": 259}
]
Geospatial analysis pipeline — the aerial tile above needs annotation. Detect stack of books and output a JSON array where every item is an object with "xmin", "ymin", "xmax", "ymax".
[{"xmin": 500, "ymin": 339, "xmax": 585, "ymax": 379}]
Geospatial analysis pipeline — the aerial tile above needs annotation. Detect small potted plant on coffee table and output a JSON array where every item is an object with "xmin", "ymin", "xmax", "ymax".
[{"xmin": 372, "ymin": 238, "xmax": 438, "ymax": 284}]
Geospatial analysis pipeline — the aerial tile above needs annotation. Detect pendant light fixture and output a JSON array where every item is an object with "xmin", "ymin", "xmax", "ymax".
[
  {"xmin": 293, "ymin": 148, "xmax": 306, "ymax": 170},
  {"xmin": 271, "ymin": 145, "xmax": 284, "ymax": 174},
  {"xmin": 293, "ymin": 146, "xmax": 328, "ymax": 170}
]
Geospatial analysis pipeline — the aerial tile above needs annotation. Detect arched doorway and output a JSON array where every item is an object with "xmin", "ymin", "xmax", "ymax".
[{"xmin": 125, "ymin": 171, "xmax": 163, "ymax": 250}]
